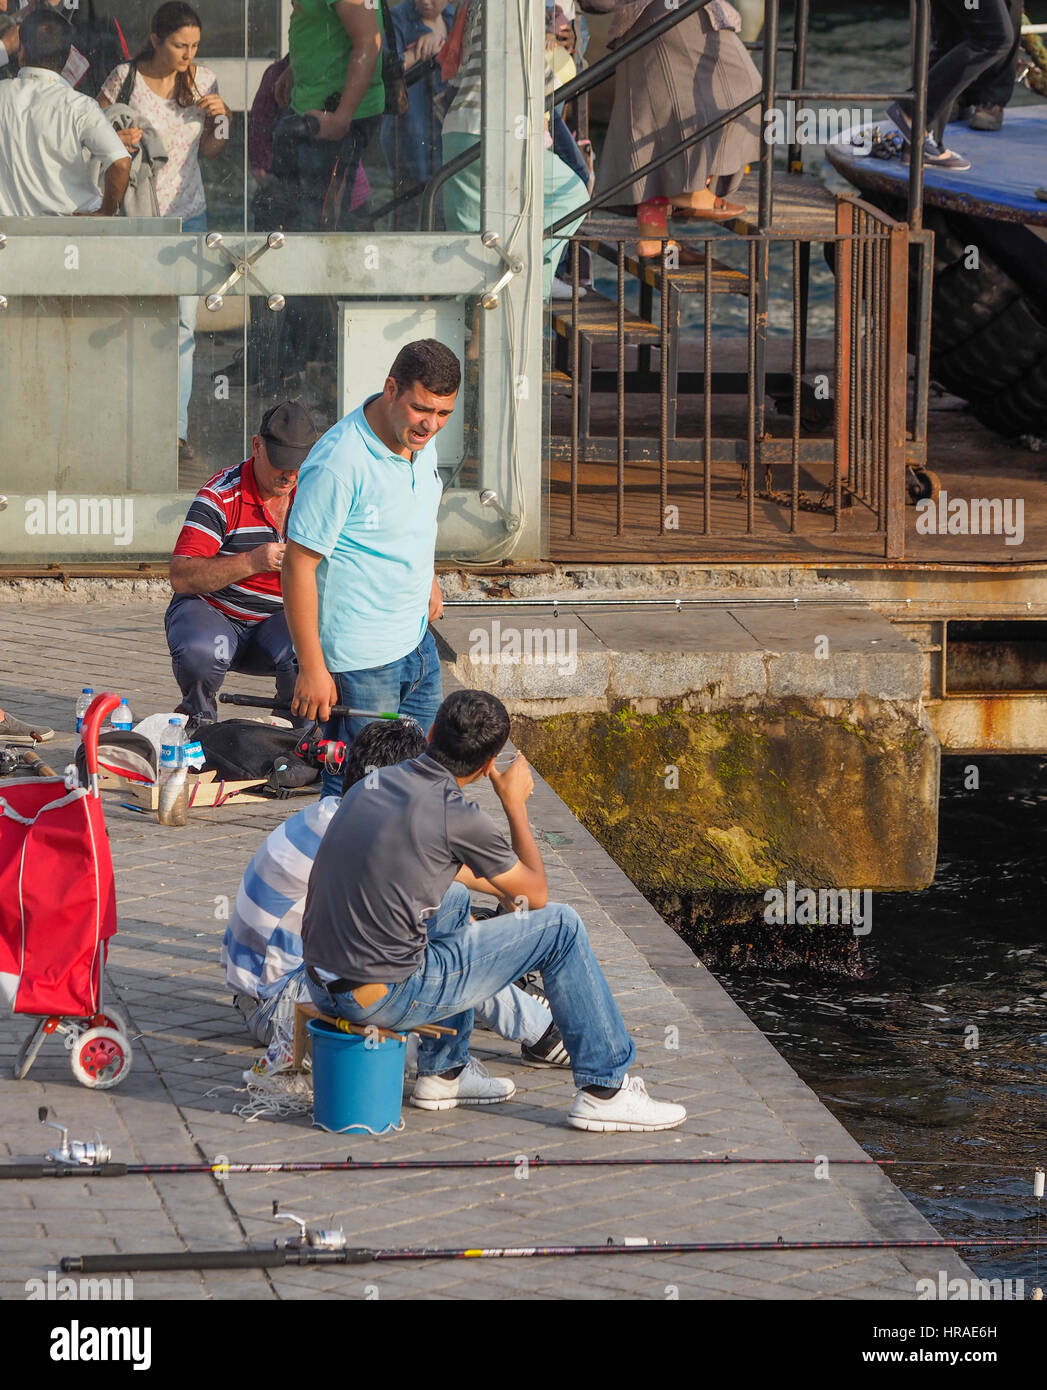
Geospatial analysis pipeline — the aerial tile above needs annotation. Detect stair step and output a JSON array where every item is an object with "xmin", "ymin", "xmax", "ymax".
[
  {"xmin": 544, "ymin": 368, "xmax": 573, "ymax": 396},
  {"xmin": 550, "ymin": 288, "xmax": 661, "ymax": 342},
  {"xmin": 595, "ymin": 241, "xmax": 750, "ymax": 295}
]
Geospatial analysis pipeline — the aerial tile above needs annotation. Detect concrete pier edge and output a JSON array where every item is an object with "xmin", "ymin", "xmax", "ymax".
[{"xmin": 0, "ymin": 600, "xmax": 974, "ymax": 1300}]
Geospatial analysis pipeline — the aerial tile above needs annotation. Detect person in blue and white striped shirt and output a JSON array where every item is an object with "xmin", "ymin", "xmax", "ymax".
[{"xmin": 222, "ymin": 719, "xmax": 569, "ymax": 1068}]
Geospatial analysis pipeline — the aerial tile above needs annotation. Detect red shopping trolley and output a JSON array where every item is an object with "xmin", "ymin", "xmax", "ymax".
[{"xmin": 2, "ymin": 693, "xmax": 132, "ymax": 1088}]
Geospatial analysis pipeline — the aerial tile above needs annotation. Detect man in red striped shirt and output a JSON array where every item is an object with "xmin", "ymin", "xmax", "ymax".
[{"xmin": 165, "ymin": 401, "xmax": 318, "ymax": 726}]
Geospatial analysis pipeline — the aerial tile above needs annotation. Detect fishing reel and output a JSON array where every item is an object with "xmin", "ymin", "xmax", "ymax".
[
  {"xmin": 294, "ymin": 729, "xmax": 347, "ymax": 776},
  {"xmin": 271, "ymin": 1201, "xmax": 347, "ymax": 1252},
  {"xmin": 39, "ymin": 1107, "xmax": 111, "ymax": 1167},
  {"xmin": 268, "ymin": 728, "xmax": 347, "ymax": 798}
]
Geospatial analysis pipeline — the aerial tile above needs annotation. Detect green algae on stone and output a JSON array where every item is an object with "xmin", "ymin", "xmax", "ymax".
[{"xmin": 512, "ymin": 698, "xmax": 938, "ymax": 895}]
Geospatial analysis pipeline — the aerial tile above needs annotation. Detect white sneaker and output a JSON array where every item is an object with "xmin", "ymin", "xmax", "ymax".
[
  {"xmin": 567, "ymin": 1074, "xmax": 686, "ymax": 1132},
  {"xmin": 409, "ymin": 1057, "xmax": 516, "ymax": 1110}
]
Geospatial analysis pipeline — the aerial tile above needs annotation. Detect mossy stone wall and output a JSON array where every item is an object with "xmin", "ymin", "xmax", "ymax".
[{"xmin": 512, "ymin": 698, "xmax": 939, "ymax": 894}]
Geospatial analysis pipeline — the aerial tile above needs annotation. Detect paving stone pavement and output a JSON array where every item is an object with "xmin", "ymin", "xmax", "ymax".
[{"xmin": 0, "ymin": 601, "xmax": 973, "ymax": 1300}]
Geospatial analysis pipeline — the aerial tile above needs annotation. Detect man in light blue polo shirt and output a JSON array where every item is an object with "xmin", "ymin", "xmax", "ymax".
[{"xmin": 284, "ymin": 339, "xmax": 458, "ymax": 795}]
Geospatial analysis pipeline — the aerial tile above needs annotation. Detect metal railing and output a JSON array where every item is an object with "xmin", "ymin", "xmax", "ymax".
[
  {"xmin": 415, "ymin": 0, "xmax": 933, "ymax": 240},
  {"xmin": 545, "ymin": 0, "xmax": 934, "ymax": 238},
  {"xmin": 547, "ymin": 196, "xmax": 910, "ymax": 560},
  {"xmin": 538, "ymin": 0, "xmax": 943, "ymax": 564}
]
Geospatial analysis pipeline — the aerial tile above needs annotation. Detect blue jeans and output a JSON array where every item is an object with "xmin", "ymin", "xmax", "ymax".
[
  {"xmin": 320, "ymin": 628, "xmax": 443, "ymax": 796},
  {"xmin": 179, "ymin": 210, "xmax": 207, "ymax": 441},
  {"xmin": 306, "ymin": 883, "xmax": 636, "ymax": 1089},
  {"xmin": 239, "ymin": 929, "xmax": 550, "ymax": 1049}
]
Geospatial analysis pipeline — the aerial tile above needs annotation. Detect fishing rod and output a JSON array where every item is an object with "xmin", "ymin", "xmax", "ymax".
[
  {"xmin": 218, "ymin": 693, "xmax": 407, "ymax": 722},
  {"xmin": 6, "ymin": 1151, "xmax": 1046, "ymax": 1181},
  {"xmin": 59, "ymin": 1235, "xmax": 1047, "ymax": 1276}
]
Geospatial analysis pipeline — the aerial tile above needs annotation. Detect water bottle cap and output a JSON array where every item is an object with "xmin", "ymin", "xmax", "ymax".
[{"xmin": 82, "ymin": 687, "xmax": 94, "ymax": 694}]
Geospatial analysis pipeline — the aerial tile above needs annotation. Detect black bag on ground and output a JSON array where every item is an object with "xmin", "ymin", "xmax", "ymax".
[{"xmin": 194, "ymin": 720, "xmax": 321, "ymax": 797}]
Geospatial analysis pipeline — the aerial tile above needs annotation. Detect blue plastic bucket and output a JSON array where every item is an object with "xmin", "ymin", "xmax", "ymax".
[{"xmin": 307, "ymin": 1018, "xmax": 406, "ymax": 1135}]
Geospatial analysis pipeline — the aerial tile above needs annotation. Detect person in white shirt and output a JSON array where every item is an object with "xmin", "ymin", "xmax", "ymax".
[{"xmin": 0, "ymin": 7, "xmax": 129, "ymax": 215}]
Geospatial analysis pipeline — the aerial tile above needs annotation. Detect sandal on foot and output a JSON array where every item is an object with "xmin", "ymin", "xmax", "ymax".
[{"xmin": 672, "ymin": 198, "xmax": 746, "ymax": 221}]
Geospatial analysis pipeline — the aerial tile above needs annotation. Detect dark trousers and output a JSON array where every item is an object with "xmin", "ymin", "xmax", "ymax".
[
  {"xmin": 931, "ymin": 0, "xmax": 1023, "ymax": 122},
  {"xmin": 915, "ymin": 0, "xmax": 1017, "ymax": 139},
  {"xmin": 269, "ymin": 112, "xmax": 380, "ymax": 376},
  {"xmin": 165, "ymin": 594, "xmax": 303, "ymax": 724}
]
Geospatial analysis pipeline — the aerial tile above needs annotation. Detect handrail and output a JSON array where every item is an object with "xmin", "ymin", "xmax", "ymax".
[
  {"xmin": 417, "ymin": 0, "xmax": 934, "ymax": 239},
  {"xmin": 787, "ymin": 0, "xmax": 809, "ymax": 173},
  {"xmin": 421, "ymin": 143, "xmax": 481, "ymax": 231},
  {"xmin": 909, "ymin": 0, "xmax": 931, "ymax": 232},
  {"xmin": 757, "ymin": 0, "xmax": 779, "ymax": 230},
  {"xmin": 544, "ymin": 0, "xmax": 933, "ymax": 237},
  {"xmin": 544, "ymin": 92, "xmax": 764, "ymax": 236},
  {"xmin": 546, "ymin": 0, "xmax": 715, "ymax": 112},
  {"xmin": 420, "ymin": 0, "xmax": 712, "ymax": 230}
]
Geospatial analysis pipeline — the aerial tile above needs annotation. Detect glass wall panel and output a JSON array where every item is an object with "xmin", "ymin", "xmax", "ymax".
[{"xmin": 0, "ymin": 0, "xmax": 539, "ymax": 566}]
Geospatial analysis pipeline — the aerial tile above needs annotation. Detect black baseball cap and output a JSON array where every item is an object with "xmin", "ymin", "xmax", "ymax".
[{"xmin": 258, "ymin": 400, "xmax": 318, "ymax": 470}]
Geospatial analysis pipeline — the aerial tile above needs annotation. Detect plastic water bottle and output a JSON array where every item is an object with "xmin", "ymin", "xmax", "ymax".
[
  {"xmin": 157, "ymin": 717, "xmax": 188, "ymax": 827},
  {"xmin": 75, "ymin": 688, "xmax": 94, "ymax": 736},
  {"xmin": 111, "ymin": 698, "xmax": 133, "ymax": 732}
]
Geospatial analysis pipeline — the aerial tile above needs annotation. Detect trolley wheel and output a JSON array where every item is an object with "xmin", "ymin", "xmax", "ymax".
[
  {"xmin": 90, "ymin": 1008, "xmax": 129, "ymax": 1038},
  {"xmin": 14, "ymin": 1019, "xmax": 48, "ymax": 1081},
  {"xmin": 906, "ymin": 466, "xmax": 941, "ymax": 505},
  {"xmin": 70, "ymin": 1027, "xmax": 132, "ymax": 1089}
]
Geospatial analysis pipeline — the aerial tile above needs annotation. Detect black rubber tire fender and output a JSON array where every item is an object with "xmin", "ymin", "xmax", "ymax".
[
  {"xmin": 966, "ymin": 360, "xmax": 1047, "ymax": 436},
  {"xmin": 930, "ymin": 249, "xmax": 1024, "ymax": 352},
  {"xmin": 933, "ymin": 289, "xmax": 1047, "ymax": 400}
]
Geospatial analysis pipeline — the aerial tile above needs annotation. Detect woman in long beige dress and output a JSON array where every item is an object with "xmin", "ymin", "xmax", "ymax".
[{"xmin": 592, "ymin": 0, "xmax": 762, "ymax": 259}]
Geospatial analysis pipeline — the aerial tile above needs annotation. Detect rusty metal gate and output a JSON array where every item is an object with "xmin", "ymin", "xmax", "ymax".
[{"xmin": 545, "ymin": 194, "xmax": 914, "ymax": 562}]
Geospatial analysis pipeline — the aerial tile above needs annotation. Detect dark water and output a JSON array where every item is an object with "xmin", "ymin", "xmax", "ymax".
[{"xmin": 704, "ymin": 756, "xmax": 1047, "ymax": 1290}]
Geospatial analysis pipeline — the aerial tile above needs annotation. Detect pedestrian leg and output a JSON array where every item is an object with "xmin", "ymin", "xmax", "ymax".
[
  {"xmin": 240, "ymin": 610, "xmax": 307, "ymax": 727},
  {"xmin": 165, "ymin": 595, "xmax": 246, "ymax": 722}
]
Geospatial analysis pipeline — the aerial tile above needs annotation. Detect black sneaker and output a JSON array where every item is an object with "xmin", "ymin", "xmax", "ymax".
[
  {"xmin": 514, "ymin": 972, "xmax": 548, "ymax": 1010},
  {"xmin": 520, "ymin": 1021, "xmax": 571, "ymax": 1068},
  {"xmin": 968, "ymin": 104, "xmax": 1003, "ymax": 132}
]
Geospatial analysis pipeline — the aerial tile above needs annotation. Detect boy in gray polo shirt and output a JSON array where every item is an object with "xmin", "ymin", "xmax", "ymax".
[{"xmin": 303, "ymin": 690, "xmax": 687, "ymax": 1131}]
